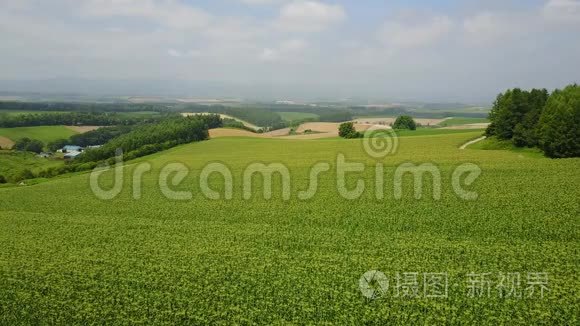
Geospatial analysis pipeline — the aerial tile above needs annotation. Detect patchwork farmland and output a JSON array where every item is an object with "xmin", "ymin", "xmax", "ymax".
[{"xmin": 0, "ymin": 130, "xmax": 578, "ymax": 323}]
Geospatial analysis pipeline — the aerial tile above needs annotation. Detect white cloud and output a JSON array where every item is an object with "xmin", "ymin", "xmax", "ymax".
[
  {"xmin": 82, "ymin": 0, "xmax": 212, "ymax": 30},
  {"xmin": 463, "ymin": 12, "xmax": 525, "ymax": 45},
  {"xmin": 259, "ymin": 48, "xmax": 277, "ymax": 61},
  {"xmin": 543, "ymin": 0, "xmax": 580, "ymax": 24},
  {"xmin": 280, "ymin": 39, "xmax": 307, "ymax": 51},
  {"xmin": 462, "ymin": 1, "xmax": 580, "ymax": 47},
  {"xmin": 167, "ymin": 48, "xmax": 183, "ymax": 57},
  {"xmin": 203, "ymin": 18, "xmax": 263, "ymax": 42},
  {"xmin": 378, "ymin": 15, "xmax": 453, "ymax": 49},
  {"xmin": 240, "ymin": 0, "xmax": 285, "ymax": 5},
  {"xmin": 168, "ymin": 48, "xmax": 202, "ymax": 58},
  {"xmin": 275, "ymin": 1, "xmax": 346, "ymax": 32},
  {"xmin": 0, "ymin": 0, "xmax": 579, "ymax": 100},
  {"xmin": 260, "ymin": 39, "xmax": 308, "ymax": 61}
]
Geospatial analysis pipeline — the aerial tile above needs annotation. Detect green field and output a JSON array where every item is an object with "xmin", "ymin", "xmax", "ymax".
[
  {"xmin": 395, "ymin": 128, "xmax": 486, "ymax": 137},
  {"xmin": 0, "ymin": 126, "xmax": 78, "ymax": 144},
  {"xmin": 278, "ymin": 111, "xmax": 319, "ymax": 121},
  {"xmin": 438, "ymin": 117, "xmax": 490, "ymax": 127},
  {"xmin": 0, "ymin": 132, "xmax": 578, "ymax": 323},
  {"xmin": 0, "ymin": 151, "xmax": 63, "ymax": 181}
]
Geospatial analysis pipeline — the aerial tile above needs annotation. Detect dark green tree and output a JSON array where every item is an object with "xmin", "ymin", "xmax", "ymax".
[
  {"xmin": 48, "ymin": 139, "xmax": 70, "ymax": 152},
  {"xmin": 537, "ymin": 85, "xmax": 580, "ymax": 158},
  {"xmin": 14, "ymin": 169, "xmax": 35, "ymax": 182},
  {"xmin": 26, "ymin": 139, "xmax": 44, "ymax": 153},
  {"xmin": 13, "ymin": 138, "xmax": 44, "ymax": 153},
  {"xmin": 393, "ymin": 116, "xmax": 417, "ymax": 130},
  {"xmin": 338, "ymin": 122, "xmax": 361, "ymax": 139},
  {"xmin": 13, "ymin": 138, "xmax": 31, "ymax": 151},
  {"xmin": 513, "ymin": 88, "xmax": 549, "ymax": 147}
]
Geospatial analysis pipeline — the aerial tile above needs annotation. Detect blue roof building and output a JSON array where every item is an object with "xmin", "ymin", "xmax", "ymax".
[{"xmin": 62, "ymin": 145, "xmax": 83, "ymax": 152}]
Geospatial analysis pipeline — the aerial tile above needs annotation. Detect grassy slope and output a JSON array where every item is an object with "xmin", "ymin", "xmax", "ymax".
[
  {"xmin": 395, "ymin": 128, "xmax": 485, "ymax": 137},
  {"xmin": 0, "ymin": 151, "xmax": 63, "ymax": 178},
  {"xmin": 438, "ymin": 117, "xmax": 489, "ymax": 127},
  {"xmin": 278, "ymin": 111, "xmax": 319, "ymax": 122},
  {"xmin": 0, "ymin": 126, "xmax": 77, "ymax": 144},
  {"xmin": 0, "ymin": 132, "xmax": 578, "ymax": 323},
  {"xmin": 470, "ymin": 137, "xmax": 545, "ymax": 158}
]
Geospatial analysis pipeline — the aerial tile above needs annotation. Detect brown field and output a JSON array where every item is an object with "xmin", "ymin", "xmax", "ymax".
[
  {"xmin": 296, "ymin": 122, "xmax": 389, "ymax": 133},
  {"xmin": 65, "ymin": 126, "xmax": 101, "ymax": 133},
  {"xmin": 209, "ymin": 128, "xmax": 266, "ymax": 138},
  {"xmin": 295, "ymin": 122, "xmax": 341, "ymax": 133},
  {"xmin": 263, "ymin": 128, "xmax": 291, "ymax": 137},
  {"xmin": 210, "ymin": 121, "xmax": 394, "ymax": 140},
  {"xmin": 282, "ymin": 132, "xmax": 338, "ymax": 140},
  {"xmin": 210, "ymin": 128, "xmax": 339, "ymax": 140},
  {"xmin": 353, "ymin": 117, "xmax": 449, "ymax": 126},
  {"xmin": 0, "ymin": 136, "xmax": 14, "ymax": 149}
]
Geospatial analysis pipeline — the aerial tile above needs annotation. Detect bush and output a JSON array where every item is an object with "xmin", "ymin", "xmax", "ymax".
[
  {"xmin": 393, "ymin": 116, "xmax": 417, "ymax": 130},
  {"xmin": 338, "ymin": 122, "xmax": 362, "ymax": 139},
  {"xmin": 13, "ymin": 138, "xmax": 45, "ymax": 153},
  {"xmin": 0, "ymin": 175, "xmax": 6, "ymax": 184},
  {"xmin": 73, "ymin": 162, "xmax": 98, "ymax": 172},
  {"xmin": 12, "ymin": 169, "xmax": 35, "ymax": 182}
]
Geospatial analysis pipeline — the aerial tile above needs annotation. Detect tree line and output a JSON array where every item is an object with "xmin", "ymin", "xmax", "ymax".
[
  {"xmin": 0, "ymin": 112, "xmax": 174, "ymax": 128},
  {"xmin": 1, "ymin": 115, "xmax": 222, "ymax": 183},
  {"xmin": 486, "ymin": 84, "xmax": 579, "ymax": 158},
  {"xmin": 76, "ymin": 115, "xmax": 218, "ymax": 163},
  {"xmin": 184, "ymin": 105, "xmax": 284, "ymax": 128},
  {"xmin": 0, "ymin": 101, "xmax": 172, "ymax": 113},
  {"xmin": 0, "ymin": 100, "xmax": 358, "ymax": 131},
  {"xmin": 47, "ymin": 126, "xmax": 135, "ymax": 151}
]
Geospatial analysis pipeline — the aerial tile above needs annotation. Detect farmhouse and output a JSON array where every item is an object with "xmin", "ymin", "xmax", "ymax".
[
  {"xmin": 63, "ymin": 151, "xmax": 82, "ymax": 160},
  {"xmin": 62, "ymin": 145, "xmax": 83, "ymax": 153}
]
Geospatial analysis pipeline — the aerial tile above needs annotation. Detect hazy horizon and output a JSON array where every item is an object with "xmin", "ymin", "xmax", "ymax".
[{"xmin": 1, "ymin": 0, "xmax": 579, "ymax": 102}]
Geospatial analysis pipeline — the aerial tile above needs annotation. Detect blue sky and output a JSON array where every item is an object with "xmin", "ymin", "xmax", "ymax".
[{"xmin": 0, "ymin": 0, "xmax": 579, "ymax": 101}]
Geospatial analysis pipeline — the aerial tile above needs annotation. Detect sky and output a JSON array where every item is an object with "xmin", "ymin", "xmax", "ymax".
[{"xmin": 0, "ymin": 0, "xmax": 579, "ymax": 102}]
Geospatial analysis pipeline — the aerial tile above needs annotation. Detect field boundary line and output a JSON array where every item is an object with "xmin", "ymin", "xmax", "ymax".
[{"xmin": 460, "ymin": 136, "xmax": 486, "ymax": 150}]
